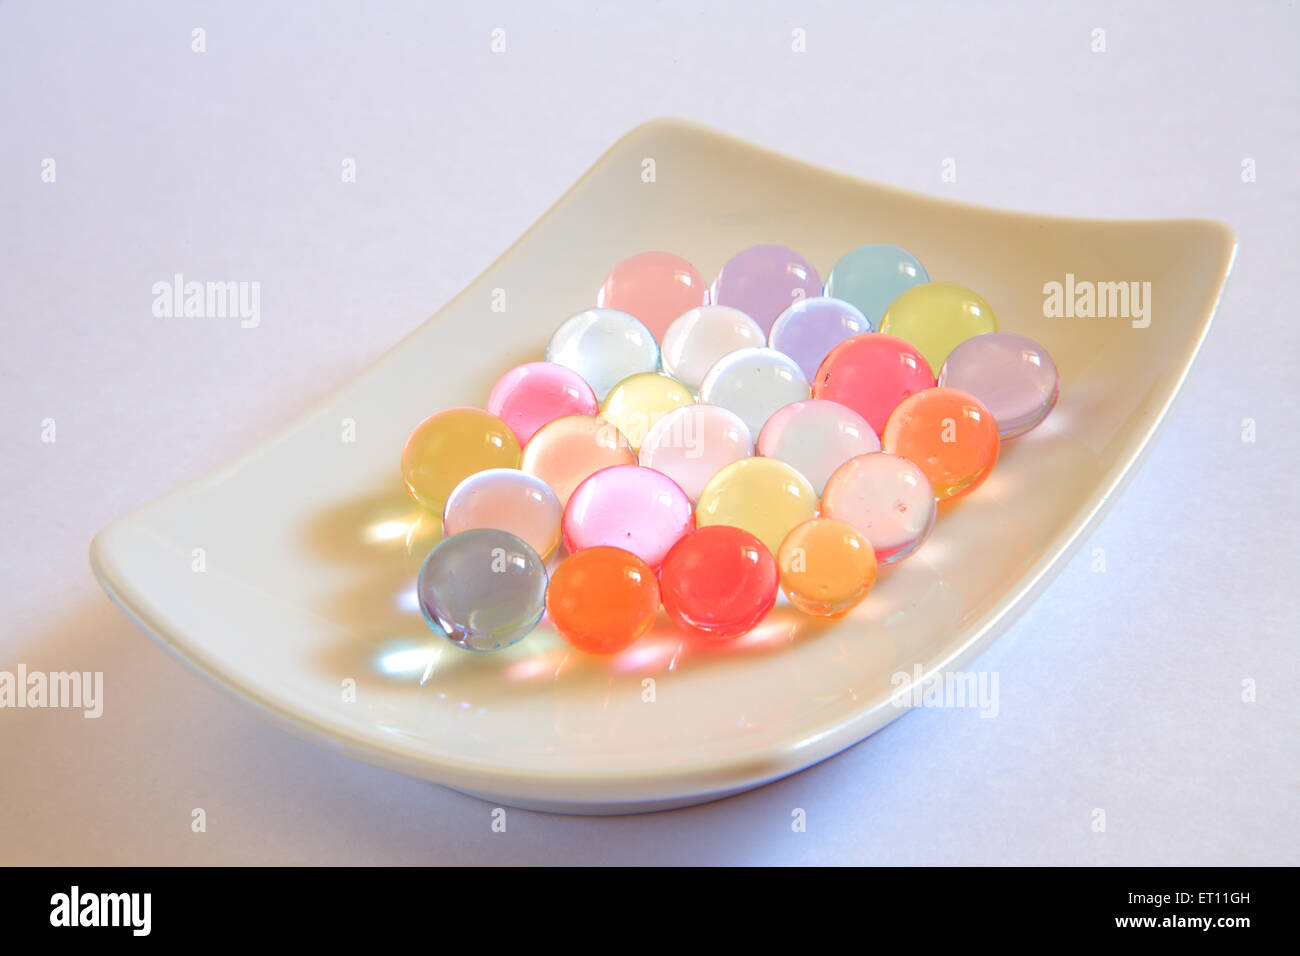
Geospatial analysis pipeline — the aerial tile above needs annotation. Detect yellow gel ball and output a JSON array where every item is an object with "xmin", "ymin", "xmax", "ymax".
[
  {"xmin": 777, "ymin": 517, "xmax": 878, "ymax": 618},
  {"xmin": 879, "ymin": 281, "xmax": 997, "ymax": 372},
  {"xmin": 401, "ymin": 407, "xmax": 521, "ymax": 514},
  {"xmin": 598, "ymin": 372, "xmax": 695, "ymax": 451},
  {"xmin": 695, "ymin": 457, "xmax": 817, "ymax": 556}
]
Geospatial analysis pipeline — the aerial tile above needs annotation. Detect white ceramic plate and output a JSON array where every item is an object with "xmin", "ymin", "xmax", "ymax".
[{"xmin": 90, "ymin": 118, "xmax": 1236, "ymax": 814}]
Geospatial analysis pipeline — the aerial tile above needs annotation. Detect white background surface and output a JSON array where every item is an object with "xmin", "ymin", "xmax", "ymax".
[{"xmin": 1, "ymin": 0, "xmax": 1295, "ymax": 864}]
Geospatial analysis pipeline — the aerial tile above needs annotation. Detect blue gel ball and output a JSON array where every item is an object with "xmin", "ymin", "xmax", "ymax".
[
  {"xmin": 824, "ymin": 243, "xmax": 929, "ymax": 328},
  {"xmin": 417, "ymin": 528, "xmax": 548, "ymax": 651}
]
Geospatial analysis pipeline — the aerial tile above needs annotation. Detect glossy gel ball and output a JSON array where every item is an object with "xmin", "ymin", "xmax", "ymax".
[
  {"xmin": 812, "ymin": 332, "xmax": 934, "ymax": 436},
  {"xmin": 546, "ymin": 308, "xmax": 660, "ymax": 401},
  {"xmin": 710, "ymin": 244, "xmax": 823, "ymax": 333},
  {"xmin": 401, "ymin": 407, "xmax": 522, "ymax": 514},
  {"xmin": 777, "ymin": 518, "xmax": 878, "ymax": 618},
  {"xmin": 520, "ymin": 416, "xmax": 637, "ymax": 512},
  {"xmin": 638, "ymin": 403, "xmax": 754, "ymax": 501},
  {"xmin": 520, "ymin": 414, "xmax": 635, "ymax": 507},
  {"xmin": 881, "ymin": 388, "xmax": 1000, "ymax": 500},
  {"xmin": 823, "ymin": 243, "xmax": 930, "ymax": 326},
  {"xmin": 821, "ymin": 452, "xmax": 937, "ymax": 565},
  {"xmin": 418, "ymin": 529, "xmax": 547, "ymax": 651},
  {"xmin": 661, "ymin": 304, "xmax": 766, "ymax": 390},
  {"xmin": 938, "ymin": 332, "xmax": 1060, "ymax": 439},
  {"xmin": 562, "ymin": 465, "xmax": 694, "ymax": 568},
  {"xmin": 596, "ymin": 251, "xmax": 708, "ymax": 342},
  {"xmin": 756, "ymin": 399, "xmax": 880, "ymax": 495},
  {"xmin": 443, "ymin": 468, "xmax": 563, "ymax": 561},
  {"xmin": 546, "ymin": 546, "xmax": 661, "ymax": 654},
  {"xmin": 698, "ymin": 346, "xmax": 811, "ymax": 439},
  {"xmin": 486, "ymin": 361, "xmax": 598, "ymax": 445},
  {"xmin": 880, "ymin": 281, "xmax": 998, "ymax": 373},
  {"xmin": 769, "ymin": 295, "xmax": 872, "ymax": 382},
  {"xmin": 598, "ymin": 371, "xmax": 695, "ymax": 451},
  {"xmin": 695, "ymin": 456, "xmax": 817, "ymax": 557},
  {"xmin": 659, "ymin": 526, "xmax": 778, "ymax": 641}
]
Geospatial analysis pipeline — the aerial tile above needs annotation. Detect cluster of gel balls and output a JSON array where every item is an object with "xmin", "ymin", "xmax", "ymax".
[{"xmin": 401, "ymin": 244, "xmax": 1059, "ymax": 654}]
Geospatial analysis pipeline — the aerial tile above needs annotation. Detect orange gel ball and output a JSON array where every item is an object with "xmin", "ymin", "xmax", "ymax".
[
  {"xmin": 881, "ymin": 387, "xmax": 999, "ymax": 500},
  {"xmin": 546, "ymin": 546, "xmax": 661, "ymax": 654},
  {"xmin": 777, "ymin": 518, "xmax": 878, "ymax": 618},
  {"xmin": 521, "ymin": 414, "xmax": 636, "ymax": 507},
  {"xmin": 401, "ymin": 407, "xmax": 521, "ymax": 514}
]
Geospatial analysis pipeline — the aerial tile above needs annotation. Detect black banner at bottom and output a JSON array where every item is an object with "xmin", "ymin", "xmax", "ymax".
[{"xmin": 0, "ymin": 865, "xmax": 1278, "ymax": 940}]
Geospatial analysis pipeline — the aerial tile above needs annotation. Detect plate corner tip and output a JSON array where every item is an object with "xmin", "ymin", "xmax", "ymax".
[
  {"xmin": 618, "ymin": 115, "xmax": 703, "ymax": 146},
  {"xmin": 87, "ymin": 522, "xmax": 119, "ymax": 587}
]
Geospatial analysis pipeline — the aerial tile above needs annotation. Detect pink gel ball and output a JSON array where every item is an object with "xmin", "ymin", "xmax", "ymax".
[
  {"xmin": 596, "ymin": 251, "xmax": 709, "ymax": 343},
  {"xmin": 443, "ymin": 468, "xmax": 564, "ymax": 561},
  {"xmin": 756, "ymin": 399, "xmax": 880, "ymax": 495},
  {"xmin": 938, "ymin": 332, "xmax": 1060, "ymax": 439},
  {"xmin": 821, "ymin": 452, "xmax": 937, "ymax": 565},
  {"xmin": 486, "ymin": 362, "xmax": 598, "ymax": 445},
  {"xmin": 562, "ymin": 465, "xmax": 695, "ymax": 569},
  {"xmin": 639, "ymin": 404, "xmax": 755, "ymax": 502}
]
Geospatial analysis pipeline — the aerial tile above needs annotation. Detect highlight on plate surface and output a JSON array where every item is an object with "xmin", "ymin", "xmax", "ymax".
[{"xmin": 399, "ymin": 242, "xmax": 1061, "ymax": 653}]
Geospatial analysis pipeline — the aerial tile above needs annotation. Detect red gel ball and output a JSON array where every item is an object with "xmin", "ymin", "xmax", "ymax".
[
  {"xmin": 812, "ymin": 332, "xmax": 935, "ymax": 435},
  {"xmin": 659, "ymin": 525, "xmax": 778, "ymax": 641}
]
